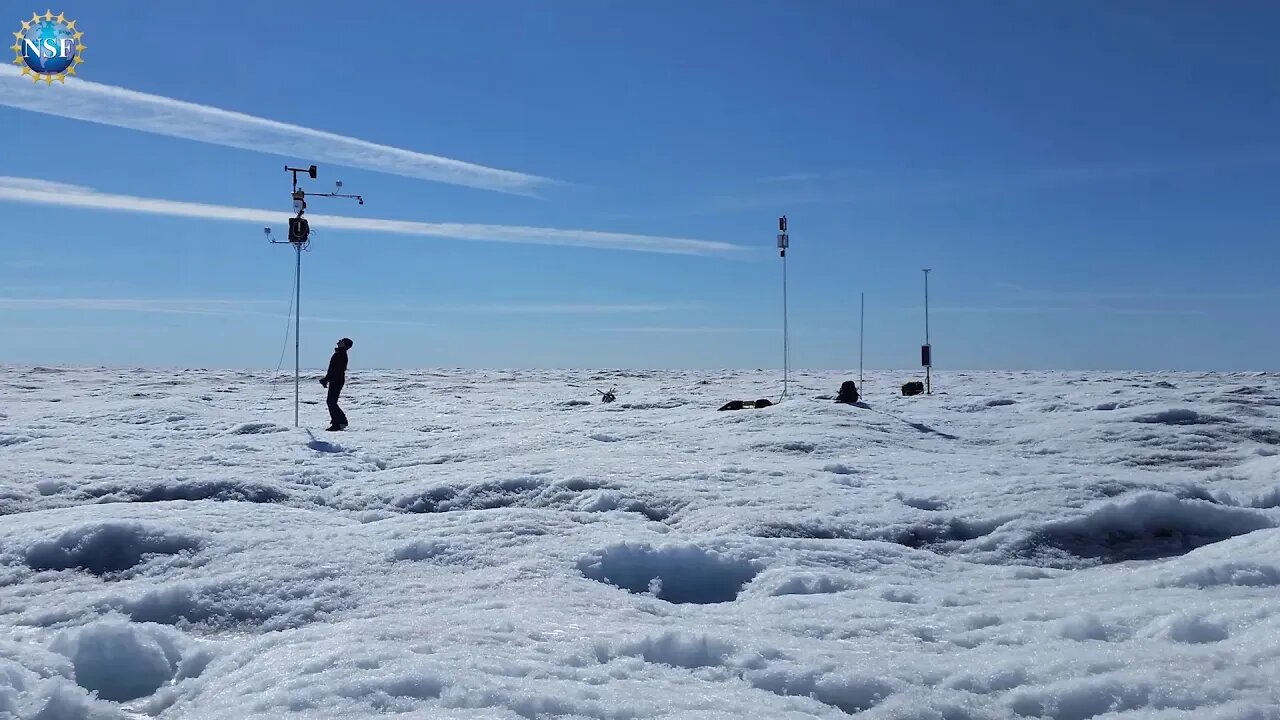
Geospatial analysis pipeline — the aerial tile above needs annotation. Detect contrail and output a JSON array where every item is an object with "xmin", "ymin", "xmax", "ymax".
[
  {"xmin": 0, "ymin": 65, "xmax": 556, "ymax": 196},
  {"xmin": 0, "ymin": 177, "xmax": 740, "ymax": 256}
]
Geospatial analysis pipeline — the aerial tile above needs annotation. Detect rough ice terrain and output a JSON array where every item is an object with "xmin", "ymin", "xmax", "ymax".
[{"xmin": 2, "ymin": 367, "xmax": 1279, "ymax": 719}]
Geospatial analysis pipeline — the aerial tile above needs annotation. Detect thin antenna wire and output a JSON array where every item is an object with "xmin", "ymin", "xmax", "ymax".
[{"xmin": 273, "ymin": 259, "xmax": 297, "ymax": 375}]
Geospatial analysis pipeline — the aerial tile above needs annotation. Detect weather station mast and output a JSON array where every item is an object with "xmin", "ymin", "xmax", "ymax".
[
  {"xmin": 778, "ymin": 215, "xmax": 790, "ymax": 401},
  {"xmin": 265, "ymin": 164, "xmax": 365, "ymax": 427}
]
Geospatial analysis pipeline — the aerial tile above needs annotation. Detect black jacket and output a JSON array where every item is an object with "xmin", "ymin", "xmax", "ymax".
[{"xmin": 323, "ymin": 348, "xmax": 348, "ymax": 384}]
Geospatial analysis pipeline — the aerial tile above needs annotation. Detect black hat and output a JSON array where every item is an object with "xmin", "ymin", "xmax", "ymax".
[{"xmin": 340, "ymin": 338, "xmax": 353, "ymax": 349}]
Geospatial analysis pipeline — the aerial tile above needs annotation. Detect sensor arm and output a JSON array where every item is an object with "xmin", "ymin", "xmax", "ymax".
[{"xmin": 305, "ymin": 191, "xmax": 365, "ymax": 205}]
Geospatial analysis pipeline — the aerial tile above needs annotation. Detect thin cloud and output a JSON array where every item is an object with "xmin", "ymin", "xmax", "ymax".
[
  {"xmin": 2, "ymin": 259, "xmax": 50, "ymax": 270},
  {"xmin": 919, "ymin": 305, "xmax": 1209, "ymax": 317},
  {"xmin": 0, "ymin": 297, "xmax": 683, "ymax": 326},
  {"xmin": 755, "ymin": 169, "xmax": 861, "ymax": 184},
  {"xmin": 0, "ymin": 296, "xmax": 431, "ymax": 326},
  {"xmin": 303, "ymin": 304, "xmax": 681, "ymax": 324},
  {"xmin": 305, "ymin": 315, "xmax": 438, "ymax": 328},
  {"xmin": 600, "ymin": 326, "xmax": 779, "ymax": 333},
  {"xmin": 0, "ymin": 177, "xmax": 741, "ymax": 256},
  {"xmin": 0, "ymin": 65, "xmax": 555, "ymax": 196},
  {"xmin": 726, "ymin": 150, "xmax": 1280, "ymax": 209},
  {"xmin": 882, "ymin": 281, "xmax": 1266, "ymax": 319},
  {"xmin": 993, "ymin": 281, "xmax": 1276, "ymax": 302},
  {"xmin": 0, "ymin": 176, "xmax": 95, "ymax": 194},
  {"xmin": 0, "ymin": 297, "xmax": 274, "ymax": 317},
  {"xmin": 0, "ymin": 325, "xmax": 121, "ymax": 333},
  {"xmin": 448, "ymin": 303, "xmax": 682, "ymax": 314}
]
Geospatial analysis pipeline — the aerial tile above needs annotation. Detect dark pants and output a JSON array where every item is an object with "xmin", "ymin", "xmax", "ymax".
[{"xmin": 327, "ymin": 381, "xmax": 348, "ymax": 427}]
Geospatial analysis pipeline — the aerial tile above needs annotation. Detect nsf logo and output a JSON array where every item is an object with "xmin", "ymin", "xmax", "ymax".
[{"xmin": 11, "ymin": 10, "xmax": 85, "ymax": 84}]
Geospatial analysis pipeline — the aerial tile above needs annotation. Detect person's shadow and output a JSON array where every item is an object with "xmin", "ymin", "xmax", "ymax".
[{"xmin": 305, "ymin": 429, "xmax": 345, "ymax": 453}]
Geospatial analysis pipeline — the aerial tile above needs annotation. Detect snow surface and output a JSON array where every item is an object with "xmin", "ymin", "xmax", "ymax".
[{"xmin": 2, "ymin": 367, "xmax": 1279, "ymax": 719}]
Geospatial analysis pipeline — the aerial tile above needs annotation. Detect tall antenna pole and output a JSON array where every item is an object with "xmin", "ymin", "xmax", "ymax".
[
  {"xmin": 859, "ymin": 291, "xmax": 865, "ymax": 390},
  {"xmin": 923, "ymin": 268, "xmax": 932, "ymax": 395},
  {"xmin": 782, "ymin": 244, "xmax": 789, "ymax": 397},
  {"xmin": 268, "ymin": 163, "xmax": 365, "ymax": 427},
  {"xmin": 778, "ymin": 216, "xmax": 790, "ymax": 401}
]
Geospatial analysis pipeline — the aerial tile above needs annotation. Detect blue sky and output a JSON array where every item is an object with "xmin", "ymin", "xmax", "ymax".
[{"xmin": 2, "ymin": 1, "xmax": 1278, "ymax": 371}]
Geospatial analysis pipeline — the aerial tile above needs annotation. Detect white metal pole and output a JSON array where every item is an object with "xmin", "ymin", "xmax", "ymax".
[
  {"xmin": 294, "ymin": 243, "xmax": 301, "ymax": 427},
  {"xmin": 924, "ymin": 270, "xmax": 930, "ymax": 346},
  {"xmin": 923, "ymin": 268, "xmax": 931, "ymax": 395},
  {"xmin": 859, "ymin": 291, "xmax": 864, "ymax": 389},
  {"xmin": 782, "ymin": 252, "xmax": 789, "ymax": 399}
]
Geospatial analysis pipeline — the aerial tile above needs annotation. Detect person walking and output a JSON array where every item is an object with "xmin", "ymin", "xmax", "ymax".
[{"xmin": 320, "ymin": 337, "xmax": 353, "ymax": 431}]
